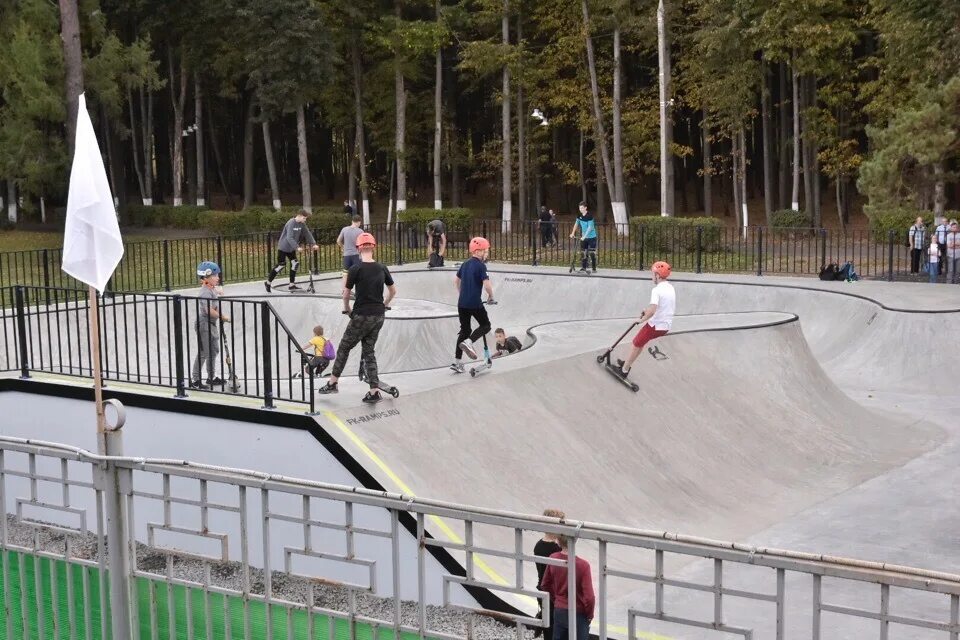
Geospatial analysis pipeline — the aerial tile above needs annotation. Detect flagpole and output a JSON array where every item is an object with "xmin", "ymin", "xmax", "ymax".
[{"xmin": 88, "ymin": 285, "xmax": 108, "ymax": 454}]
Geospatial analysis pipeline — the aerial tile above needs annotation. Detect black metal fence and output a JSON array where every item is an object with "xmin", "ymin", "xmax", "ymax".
[
  {"xmin": 0, "ymin": 222, "xmax": 937, "ymax": 307},
  {"xmin": 0, "ymin": 285, "xmax": 319, "ymax": 412}
]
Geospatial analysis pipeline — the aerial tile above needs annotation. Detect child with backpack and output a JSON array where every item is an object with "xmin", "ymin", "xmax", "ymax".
[{"xmin": 297, "ymin": 325, "xmax": 336, "ymax": 378}]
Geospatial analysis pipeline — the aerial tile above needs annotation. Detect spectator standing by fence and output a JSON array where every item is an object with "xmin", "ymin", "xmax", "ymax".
[
  {"xmin": 936, "ymin": 216, "xmax": 949, "ymax": 275},
  {"xmin": 946, "ymin": 220, "xmax": 960, "ymax": 284},
  {"xmin": 539, "ymin": 535, "xmax": 595, "ymax": 640},
  {"xmin": 533, "ymin": 509, "xmax": 564, "ymax": 639},
  {"xmin": 909, "ymin": 217, "xmax": 927, "ymax": 274}
]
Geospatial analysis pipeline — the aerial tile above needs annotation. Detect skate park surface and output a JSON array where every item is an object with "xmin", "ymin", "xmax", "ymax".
[{"xmin": 15, "ymin": 264, "xmax": 960, "ymax": 637}]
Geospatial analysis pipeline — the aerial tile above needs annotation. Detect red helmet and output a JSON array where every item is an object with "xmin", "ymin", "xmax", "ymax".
[
  {"xmin": 469, "ymin": 236, "xmax": 490, "ymax": 252},
  {"xmin": 355, "ymin": 232, "xmax": 377, "ymax": 248},
  {"xmin": 652, "ymin": 261, "xmax": 672, "ymax": 278}
]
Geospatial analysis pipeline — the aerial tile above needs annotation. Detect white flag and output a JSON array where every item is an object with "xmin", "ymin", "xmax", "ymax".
[{"xmin": 61, "ymin": 93, "xmax": 124, "ymax": 292}]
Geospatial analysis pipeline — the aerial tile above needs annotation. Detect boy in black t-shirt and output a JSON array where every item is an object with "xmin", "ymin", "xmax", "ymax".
[
  {"xmin": 318, "ymin": 232, "xmax": 396, "ymax": 404},
  {"xmin": 492, "ymin": 328, "xmax": 522, "ymax": 358}
]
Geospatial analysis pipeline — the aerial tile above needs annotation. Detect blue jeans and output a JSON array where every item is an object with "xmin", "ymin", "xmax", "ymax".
[
  {"xmin": 553, "ymin": 610, "xmax": 590, "ymax": 640},
  {"xmin": 929, "ymin": 262, "xmax": 939, "ymax": 283}
]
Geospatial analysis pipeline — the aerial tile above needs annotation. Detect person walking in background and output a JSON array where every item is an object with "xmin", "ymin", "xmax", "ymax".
[
  {"xmin": 909, "ymin": 217, "xmax": 927, "ymax": 274},
  {"xmin": 946, "ymin": 220, "xmax": 960, "ymax": 284},
  {"xmin": 539, "ymin": 206, "xmax": 553, "ymax": 248},
  {"xmin": 928, "ymin": 235, "xmax": 942, "ymax": 284},
  {"xmin": 539, "ymin": 534, "xmax": 595, "ymax": 640},
  {"xmin": 533, "ymin": 509, "xmax": 564, "ymax": 640},
  {"xmin": 337, "ymin": 215, "xmax": 365, "ymax": 272},
  {"xmin": 343, "ymin": 199, "xmax": 354, "ymax": 216}
]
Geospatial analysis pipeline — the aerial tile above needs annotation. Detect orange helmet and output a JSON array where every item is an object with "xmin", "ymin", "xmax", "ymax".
[
  {"xmin": 355, "ymin": 232, "xmax": 377, "ymax": 248},
  {"xmin": 469, "ymin": 236, "xmax": 490, "ymax": 252},
  {"xmin": 652, "ymin": 261, "xmax": 672, "ymax": 278}
]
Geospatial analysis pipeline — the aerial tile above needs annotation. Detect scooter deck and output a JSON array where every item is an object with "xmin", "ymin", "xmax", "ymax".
[
  {"xmin": 602, "ymin": 362, "xmax": 640, "ymax": 392},
  {"xmin": 469, "ymin": 361, "xmax": 493, "ymax": 377}
]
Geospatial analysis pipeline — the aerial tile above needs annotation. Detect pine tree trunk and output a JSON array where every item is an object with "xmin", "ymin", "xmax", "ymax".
[
  {"xmin": 262, "ymin": 119, "xmax": 281, "ymax": 210},
  {"xmin": 739, "ymin": 127, "xmax": 749, "ymax": 233},
  {"xmin": 206, "ymin": 102, "xmax": 235, "ymax": 210},
  {"xmin": 242, "ymin": 95, "xmax": 256, "ymax": 209},
  {"xmin": 501, "ymin": 0, "xmax": 512, "ymax": 230},
  {"xmin": 791, "ymin": 57, "xmax": 801, "ymax": 211},
  {"xmin": 657, "ymin": 0, "xmax": 674, "ymax": 217},
  {"xmin": 802, "ymin": 76, "xmax": 816, "ymax": 226},
  {"xmin": 351, "ymin": 41, "xmax": 371, "ymax": 224},
  {"xmin": 394, "ymin": 0, "xmax": 407, "ymax": 216},
  {"xmin": 809, "ymin": 77, "xmax": 821, "ymax": 227},
  {"xmin": 778, "ymin": 62, "xmax": 789, "ymax": 211},
  {"xmin": 127, "ymin": 87, "xmax": 146, "ymax": 202},
  {"xmin": 433, "ymin": 0, "xmax": 443, "ymax": 210},
  {"xmin": 297, "ymin": 104, "xmax": 312, "ymax": 213},
  {"xmin": 579, "ymin": 130, "xmax": 587, "ymax": 202},
  {"xmin": 595, "ymin": 144, "xmax": 606, "ymax": 223},
  {"xmin": 58, "ymin": 0, "xmax": 84, "ymax": 156},
  {"xmin": 347, "ymin": 131, "xmax": 357, "ymax": 211},
  {"xmin": 450, "ymin": 128, "xmax": 461, "ymax": 207},
  {"xmin": 195, "ymin": 76, "xmax": 206, "ymax": 206},
  {"xmin": 611, "ymin": 23, "xmax": 627, "ymax": 230},
  {"xmin": 731, "ymin": 136, "xmax": 741, "ymax": 228},
  {"xmin": 7, "ymin": 182, "xmax": 16, "ymax": 224},
  {"xmin": 933, "ymin": 162, "xmax": 946, "ymax": 220},
  {"xmin": 760, "ymin": 60, "xmax": 773, "ymax": 224},
  {"xmin": 702, "ymin": 112, "xmax": 712, "ymax": 217},
  {"xmin": 141, "ymin": 87, "xmax": 155, "ymax": 206},
  {"xmin": 581, "ymin": 0, "xmax": 617, "ymax": 226},
  {"xmin": 169, "ymin": 51, "xmax": 187, "ymax": 207}
]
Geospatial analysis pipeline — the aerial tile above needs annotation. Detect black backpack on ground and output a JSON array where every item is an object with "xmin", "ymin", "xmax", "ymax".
[
  {"xmin": 428, "ymin": 253, "xmax": 444, "ymax": 268},
  {"xmin": 819, "ymin": 263, "xmax": 839, "ymax": 281}
]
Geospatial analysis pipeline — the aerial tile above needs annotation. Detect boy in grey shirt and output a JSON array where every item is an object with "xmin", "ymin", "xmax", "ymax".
[
  {"xmin": 337, "ymin": 215, "xmax": 364, "ymax": 271},
  {"xmin": 265, "ymin": 210, "xmax": 319, "ymax": 292}
]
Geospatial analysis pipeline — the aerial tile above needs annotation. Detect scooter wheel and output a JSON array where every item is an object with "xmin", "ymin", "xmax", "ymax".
[
  {"xmin": 470, "ymin": 368, "xmax": 477, "ymax": 378},
  {"xmin": 389, "ymin": 388, "xmax": 399, "ymax": 398},
  {"xmin": 596, "ymin": 354, "xmax": 605, "ymax": 363},
  {"xmin": 631, "ymin": 384, "xmax": 640, "ymax": 392}
]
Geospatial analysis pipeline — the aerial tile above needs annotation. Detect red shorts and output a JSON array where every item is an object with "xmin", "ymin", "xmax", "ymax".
[{"xmin": 632, "ymin": 323, "xmax": 669, "ymax": 348}]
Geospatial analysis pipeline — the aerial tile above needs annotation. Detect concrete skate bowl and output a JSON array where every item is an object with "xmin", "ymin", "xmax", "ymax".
[
  {"xmin": 326, "ymin": 315, "xmax": 942, "ymax": 607},
  {"xmin": 334, "ymin": 266, "xmax": 960, "ymax": 391}
]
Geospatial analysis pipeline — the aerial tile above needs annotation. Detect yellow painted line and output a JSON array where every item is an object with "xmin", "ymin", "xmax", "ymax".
[{"xmin": 322, "ymin": 411, "xmax": 673, "ymax": 640}]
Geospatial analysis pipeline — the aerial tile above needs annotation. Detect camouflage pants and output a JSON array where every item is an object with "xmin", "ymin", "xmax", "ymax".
[{"xmin": 331, "ymin": 314, "xmax": 384, "ymax": 386}]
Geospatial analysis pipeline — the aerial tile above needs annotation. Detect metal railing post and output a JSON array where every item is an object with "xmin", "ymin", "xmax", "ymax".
[
  {"xmin": 756, "ymin": 226, "xmax": 764, "ymax": 276},
  {"xmin": 638, "ymin": 225, "xmax": 646, "ymax": 271},
  {"xmin": 265, "ymin": 231, "xmax": 274, "ymax": 275},
  {"xmin": 695, "ymin": 226, "xmax": 703, "ymax": 274},
  {"xmin": 99, "ymin": 420, "xmax": 133, "ymax": 640},
  {"xmin": 531, "ymin": 220, "xmax": 539, "ymax": 266},
  {"xmin": 172, "ymin": 296, "xmax": 186, "ymax": 397},
  {"xmin": 261, "ymin": 302, "xmax": 274, "ymax": 409},
  {"xmin": 15, "ymin": 286, "xmax": 29, "ymax": 379},
  {"xmin": 887, "ymin": 230, "xmax": 896, "ymax": 282},
  {"xmin": 397, "ymin": 221, "xmax": 404, "ymax": 266},
  {"xmin": 820, "ymin": 228, "xmax": 828, "ymax": 268},
  {"xmin": 162, "ymin": 240, "xmax": 171, "ymax": 292},
  {"xmin": 41, "ymin": 249, "xmax": 51, "ymax": 305},
  {"xmin": 216, "ymin": 236, "xmax": 224, "ymax": 282}
]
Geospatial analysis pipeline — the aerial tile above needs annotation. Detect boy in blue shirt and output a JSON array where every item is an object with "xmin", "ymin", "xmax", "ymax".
[
  {"xmin": 451, "ymin": 237, "xmax": 495, "ymax": 373},
  {"xmin": 569, "ymin": 201, "xmax": 598, "ymax": 273}
]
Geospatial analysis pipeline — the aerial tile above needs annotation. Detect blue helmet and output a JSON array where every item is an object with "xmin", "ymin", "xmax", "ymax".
[{"xmin": 197, "ymin": 261, "xmax": 221, "ymax": 278}]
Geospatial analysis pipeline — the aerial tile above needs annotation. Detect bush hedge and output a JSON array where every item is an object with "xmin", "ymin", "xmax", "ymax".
[
  {"xmin": 124, "ymin": 204, "xmax": 349, "ymax": 241},
  {"xmin": 867, "ymin": 207, "xmax": 927, "ymax": 241},
  {"xmin": 397, "ymin": 208, "xmax": 474, "ymax": 232},
  {"xmin": 769, "ymin": 209, "xmax": 813, "ymax": 228},
  {"xmin": 629, "ymin": 215, "xmax": 723, "ymax": 252}
]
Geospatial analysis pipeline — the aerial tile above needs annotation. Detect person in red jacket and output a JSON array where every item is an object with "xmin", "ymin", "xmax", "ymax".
[{"xmin": 539, "ymin": 535, "xmax": 595, "ymax": 640}]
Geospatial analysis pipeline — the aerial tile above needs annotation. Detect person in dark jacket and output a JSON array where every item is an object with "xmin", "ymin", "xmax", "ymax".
[{"xmin": 533, "ymin": 509, "xmax": 564, "ymax": 639}]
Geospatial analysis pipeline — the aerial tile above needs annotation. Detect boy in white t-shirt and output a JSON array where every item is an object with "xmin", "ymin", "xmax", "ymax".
[
  {"xmin": 928, "ymin": 235, "xmax": 941, "ymax": 283},
  {"xmin": 615, "ymin": 261, "xmax": 676, "ymax": 378}
]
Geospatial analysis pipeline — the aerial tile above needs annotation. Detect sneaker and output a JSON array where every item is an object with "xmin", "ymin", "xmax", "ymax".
[
  {"xmin": 578, "ymin": 267, "xmax": 588, "ymax": 273},
  {"xmin": 292, "ymin": 372, "xmax": 303, "ymax": 379},
  {"xmin": 591, "ymin": 267, "xmax": 597, "ymax": 274},
  {"xmin": 189, "ymin": 379, "xmax": 208, "ymax": 390},
  {"xmin": 611, "ymin": 365, "xmax": 628, "ymax": 379},
  {"xmin": 264, "ymin": 281, "xmax": 272, "ymax": 293},
  {"xmin": 450, "ymin": 362, "xmax": 465, "ymax": 374},
  {"xmin": 317, "ymin": 381, "xmax": 338, "ymax": 395},
  {"xmin": 362, "ymin": 390, "xmax": 382, "ymax": 404},
  {"xmin": 207, "ymin": 377, "xmax": 225, "ymax": 386},
  {"xmin": 459, "ymin": 341, "xmax": 478, "ymax": 360},
  {"xmin": 288, "ymin": 284, "xmax": 302, "ymax": 292}
]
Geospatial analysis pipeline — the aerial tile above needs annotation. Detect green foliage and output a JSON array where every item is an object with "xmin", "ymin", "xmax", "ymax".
[
  {"xmin": 125, "ymin": 205, "xmax": 347, "ymax": 241},
  {"xmin": 398, "ymin": 208, "xmax": 475, "ymax": 232},
  {"xmin": 629, "ymin": 216, "xmax": 723, "ymax": 252},
  {"xmin": 866, "ymin": 207, "xmax": 927, "ymax": 240},
  {"xmin": 769, "ymin": 209, "xmax": 813, "ymax": 228}
]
